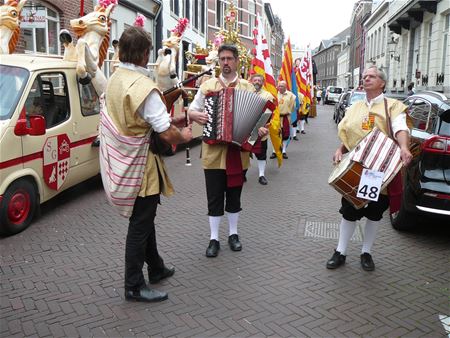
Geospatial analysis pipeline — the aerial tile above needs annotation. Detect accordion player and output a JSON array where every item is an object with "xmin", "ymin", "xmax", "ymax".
[{"xmin": 202, "ymin": 87, "xmax": 272, "ymax": 147}]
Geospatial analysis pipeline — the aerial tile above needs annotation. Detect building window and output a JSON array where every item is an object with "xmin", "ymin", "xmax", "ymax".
[
  {"xmin": 170, "ymin": 0, "xmax": 180, "ymax": 16},
  {"xmin": 193, "ymin": 0, "xmax": 199, "ymax": 29},
  {"xmin": 184, "ymin": 0, "xmax": 190, "ymax": 21},
  {"xmin": 216, "ymin": 0, "xmax": 222, "ymax": 27},
  {"xmin": 248, "ymin": 0, "xmax": 256, "ymax": 38},
  {"xmin": 22, "ymin": 4, "xmax": 60, "ymax": 55},
  {"xmin": 200, "ymin": 0, "xmax": 205, "ymax": 33}
]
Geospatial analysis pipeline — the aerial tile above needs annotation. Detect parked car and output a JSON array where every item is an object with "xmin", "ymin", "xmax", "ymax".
[
  {"xmin": 325, "ymin": 86, "xmax": 344, "ymax": 104},
  {"xmin": 390, "ymin": 91, "xmax": 450, "ymax": 230},
  {"xmin": 0, "ymin": 54, "xmax": 101, "ymax": 236},
  {"xmin": 334, "ymin": 90, "xmax": 366, "ymax": 124}
]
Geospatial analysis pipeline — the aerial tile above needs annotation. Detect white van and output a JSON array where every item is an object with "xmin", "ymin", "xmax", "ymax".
[
  {"xmin": 0, "ymin": 54, "xmax": 101, "ymax": 236},
  {"xmin": 325, "ymin": 86, "xmax": 344, "ymax": 104}
]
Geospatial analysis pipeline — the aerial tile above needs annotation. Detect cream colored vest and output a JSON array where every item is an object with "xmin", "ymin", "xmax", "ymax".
[
  {"xmin": 106, "ymin": 67, "xmax": 174, "ymax": 197},
  {"xmin": 199, "ymin": 77, "xmax": 255, "ymax": 170},
  {"xmin": 338, "ymin": 98, "xmax": 407, "ymax": 151}
]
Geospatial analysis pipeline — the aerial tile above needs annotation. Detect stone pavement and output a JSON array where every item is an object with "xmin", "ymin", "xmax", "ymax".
[{"xmin": 1, "ymin": 104, "xmax": 449, "ymax": 337}]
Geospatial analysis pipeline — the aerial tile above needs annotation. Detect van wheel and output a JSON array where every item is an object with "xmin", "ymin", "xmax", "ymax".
[{"xmin": 0, "ymin": 179, "xmax": 38, "ymax": 236}]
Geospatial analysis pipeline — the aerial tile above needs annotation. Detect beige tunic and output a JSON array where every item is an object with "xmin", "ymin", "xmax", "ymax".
[
  {"xmin": 278, "ymin": 90, "xmax": 296, "ymax": 123},
  {"xmin": 106, "ymin": 67, "xmax": 174, "ymax": 197},
  {"xmin": 338, "ymin": 98, "xmax": 407, "ymax": 151},
  {"xmin": 257, "ymin": 89, "xmax": 274, "ymax": 141},
  {"xmin": 199, "ymin": 78, "xmax": 255, "ymax": 170}
]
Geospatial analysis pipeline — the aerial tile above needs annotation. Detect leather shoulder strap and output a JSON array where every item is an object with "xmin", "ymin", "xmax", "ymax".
[{"xmin": 384, "ymin": 98, "xmax": 394, "ymax": 139}]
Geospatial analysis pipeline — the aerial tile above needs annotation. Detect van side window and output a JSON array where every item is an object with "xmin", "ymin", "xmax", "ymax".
[
  {"xmin": 24, "ymin": 72, "xmax": 70, "ymax": 129},
  {"xmin": 79, "ymin": 82, "xmax": 100, "ymax": 116}
]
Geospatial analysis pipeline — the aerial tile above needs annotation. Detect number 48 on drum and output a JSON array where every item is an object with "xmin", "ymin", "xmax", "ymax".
[{"xmin": 357, "ymin": 169, "xmax": 385, "ymax": 202}]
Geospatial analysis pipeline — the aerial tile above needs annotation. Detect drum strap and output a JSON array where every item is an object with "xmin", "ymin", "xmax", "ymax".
[
  {"xmin": 383, "ymin": 98, "xmax": 394, "ymax": 139},
  {"xmin": 384, "ymin": 98, "xmax": 403, "ymax": 214}
]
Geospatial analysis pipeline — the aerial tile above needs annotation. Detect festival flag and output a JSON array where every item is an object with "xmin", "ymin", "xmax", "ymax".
[
  {"xmin": 251, "ymin": 14, "xmax": 283, "ymax": 166},
  {"xmin": 279, "ymin": 37, "xmax": 300, "ymax": 131},
  {"xmin": 298, "ymin": 49, "xmax": 312, "ymax": 114},
  {"xmin": 279, "ymin": 38, "xmax": 293, "ymax": 90}
]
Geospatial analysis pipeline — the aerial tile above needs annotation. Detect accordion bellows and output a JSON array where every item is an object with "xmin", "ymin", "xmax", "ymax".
[{"xmin": 203, "ymin": 88, "xmax": 269, "ymax": 146}]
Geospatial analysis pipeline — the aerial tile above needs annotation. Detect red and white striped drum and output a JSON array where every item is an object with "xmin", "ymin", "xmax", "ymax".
[{"xmin": 328, "ymin": 128, "xmax": 403, "ymax": 209}]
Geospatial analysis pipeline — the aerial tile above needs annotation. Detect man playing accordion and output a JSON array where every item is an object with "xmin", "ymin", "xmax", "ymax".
[{"xmin": 188, "ymin": 44, "xmax": 269, "ymax": 258}]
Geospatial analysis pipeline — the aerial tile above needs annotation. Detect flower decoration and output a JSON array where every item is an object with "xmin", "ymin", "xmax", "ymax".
[
  {"xmin": 134, "ymin": 14, "xmax": 146, "ymax": 27},
  {"xmin": 171, "ymin": 17, "xmax": 189, "ymax": 37},
  {"xmin": 213, "ymin": 35, "xmax": 224, "ymax": 49},
  {"xmin": 98, "ymin": 0, "xmax": 118, "ymax": 8}
]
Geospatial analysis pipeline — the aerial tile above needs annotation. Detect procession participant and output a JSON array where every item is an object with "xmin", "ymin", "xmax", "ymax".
[
  {"xmin": 326, "ymin": 65, "xmax": 412, "ymax": 271},
  {"xmin": 250, "ymin": 73, "xmax": 273, "ymax": 185},
  {"xmin": 106, "ymin": 26, "xmax": 192, "ymax": 302},
  {"xmin": 298, "ymin": 90, "xmax": 309, "ymax": 134},
  {"xmin": 269, "ymin": 81, "xmax": 295, "ymax": 159},
  {"xmin": 188, "ymin": 44, "xmax": 269, "ymax": 257}
]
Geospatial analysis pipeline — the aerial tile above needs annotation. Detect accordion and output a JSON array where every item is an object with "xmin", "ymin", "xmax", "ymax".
[{"xmin": 203, "ymin": 88, "xmax": 270, "ymax": 147}]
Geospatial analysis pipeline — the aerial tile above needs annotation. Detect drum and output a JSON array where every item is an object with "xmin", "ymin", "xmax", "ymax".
[
  {"xmin": 328, "ymin": 153, "xmax": 368, "ymax": 209},
  {"xmin": 328, "ymin": 128, "xmax": 403, "ymax": 209}
]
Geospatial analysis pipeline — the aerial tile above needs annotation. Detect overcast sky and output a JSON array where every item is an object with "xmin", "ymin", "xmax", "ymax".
[{"xmin": 267, "ymin": 0, "xmax": 358, "ymax": 50}]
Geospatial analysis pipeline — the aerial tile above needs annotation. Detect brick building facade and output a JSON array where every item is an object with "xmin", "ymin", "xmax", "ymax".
[{"xmin": 13, "ymin": 0, "xmax": 95, "ymax": 55}]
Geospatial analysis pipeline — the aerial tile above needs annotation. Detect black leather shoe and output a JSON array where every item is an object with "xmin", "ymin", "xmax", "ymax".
[
  {"xmin": 206, "ymin": 239, "xmax": 220, "ymax": 257},
  {"xmin": 148, "ymin": 266, "xmax": 175, "ymax": 284},
  {"xmin": 282, "ymin": 153, "xmax": 288, "ymax": 159},
  {"xmin": 258, "ymin": 176, "xmax": 268, "ymax": 185},
  {"xmin": 326, "ymin": 250, "xmax": 346, "ymax": 269},
  {"xmin": 228, "ymin": 234, "xmax": 242, "ymax": 251},
  {"xmin": 296, "ymin": 129, "xmax": 300, "ymax": 133},
  {"xmin": 360, "ymin": 253, "xmax": 375, "ymax": 271},
  {"xmin": 293, "ymin": 136, "xmax": 299, "ymax": 141},
  {"xmin": 125, "ymin": 285, "xmax": 168, "ymax": 302},
  {"xmin": 301, "ymin": 130, "xmax": 306, "ymax": 134},
  {"xmin": 269, "ymin": 153, "xmax": 276, "ymax": 159}
]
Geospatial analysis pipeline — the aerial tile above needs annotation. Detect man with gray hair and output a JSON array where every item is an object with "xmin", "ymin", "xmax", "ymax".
[{"xmin": 326, "ymin": 65, "xmax": 412, "ymax": 272}]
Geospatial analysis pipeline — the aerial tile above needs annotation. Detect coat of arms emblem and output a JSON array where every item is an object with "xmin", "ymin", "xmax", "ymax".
[{"xmin": 43, "ymin": 134, "xmax": 71, "ymax": 190}]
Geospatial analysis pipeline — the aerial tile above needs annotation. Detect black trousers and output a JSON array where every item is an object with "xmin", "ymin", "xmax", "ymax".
[
  {"xmin": 255, "ymin": 139, "xmax": 268, "ymax": 161},
  {"xmin": 125, "ymin": 194, "xmax": 164, "ymax": 291},
  {"xmin": 204, "ymin": 169, "xmax": 244, "ymax": 216},
  {"xmin": 339, "ymin": 195, "xmax": 389, "ymax": 222}
]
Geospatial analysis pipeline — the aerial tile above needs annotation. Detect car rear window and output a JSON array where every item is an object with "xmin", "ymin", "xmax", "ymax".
[{"xmin": 439, "ymin": 110, "xmax": 450, "ymax": 137}]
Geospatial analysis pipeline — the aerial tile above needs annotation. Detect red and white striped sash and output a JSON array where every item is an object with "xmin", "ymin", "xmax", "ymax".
[{"xmin": 99, "ymin": 94, "xmax": 150, "ymax": 217}]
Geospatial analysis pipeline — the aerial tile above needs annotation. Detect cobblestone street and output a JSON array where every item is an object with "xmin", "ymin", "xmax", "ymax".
[{"xmin": 1, "ymin": 104, "xmax": 449, "ymax": 337}]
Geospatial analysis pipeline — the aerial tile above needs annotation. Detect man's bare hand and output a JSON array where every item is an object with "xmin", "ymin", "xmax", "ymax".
[
  {"xmin": 400, "ymin": 147, "xmax": 413, "ymax": 167},
  {"xmin": 188, "ymin": 110, "xmax": 208, "ymax": 125},
  {"xmin": 258, "ymin": 127, "xmax": 269, "ymax": 137},
  {"xmin": 333, "ymin": 147, "xmax": 343, "ymax": 164}
]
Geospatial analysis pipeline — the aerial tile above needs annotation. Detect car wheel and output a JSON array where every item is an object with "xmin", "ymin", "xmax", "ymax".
[
  {"xmin": 390, "ymin": 186, "xmax": 417, "ymax": 231},
  {"xmin": 0, "ymin": 179, "xmax": 38, "ymax": 236}
]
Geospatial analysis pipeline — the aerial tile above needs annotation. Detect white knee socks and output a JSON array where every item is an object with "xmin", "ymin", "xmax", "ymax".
[
  {"xmin": 209, "ymin": 216, "xmax": 221, "ymax": 240},
  {"xmin": 300, "ymin": 120, "xmax": 305, "ymax": 132},
  {"xmin": 282, "ymin": 140, "xmax": 288, "ymax": 153},
  {"xmin": 257, "ymin": 160, "xmax": 266, "ymax": 177},
  {"xmin": 227, "ymin": 212, "xmax": 239, "ymax": 236},
  {"xmin": 362, "ymin": 219, "xmax": 379, "ymax": 254},
  {"xmin": 336, "ymin": 218, "xmax": 356, "ymax": 255}
]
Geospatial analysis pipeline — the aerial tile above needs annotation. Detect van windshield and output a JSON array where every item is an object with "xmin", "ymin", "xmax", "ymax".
[
  {"xmin": 0, "ymin": 65, "xmax": 29, "ymax": 120},
  {"xmin": 329, "ymin": 87, "xmax": 342, "ymax": 94}
]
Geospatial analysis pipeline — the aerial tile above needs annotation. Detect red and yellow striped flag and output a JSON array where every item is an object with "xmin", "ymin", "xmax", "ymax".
[{"xmin": 279, "ymin": 38, "xmax": 293, "ymax": 91}]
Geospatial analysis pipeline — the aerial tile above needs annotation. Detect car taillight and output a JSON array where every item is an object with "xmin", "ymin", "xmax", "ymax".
[{"xmin": 422, "ymin": 136, "xmax": 450, "ymax": 154}]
